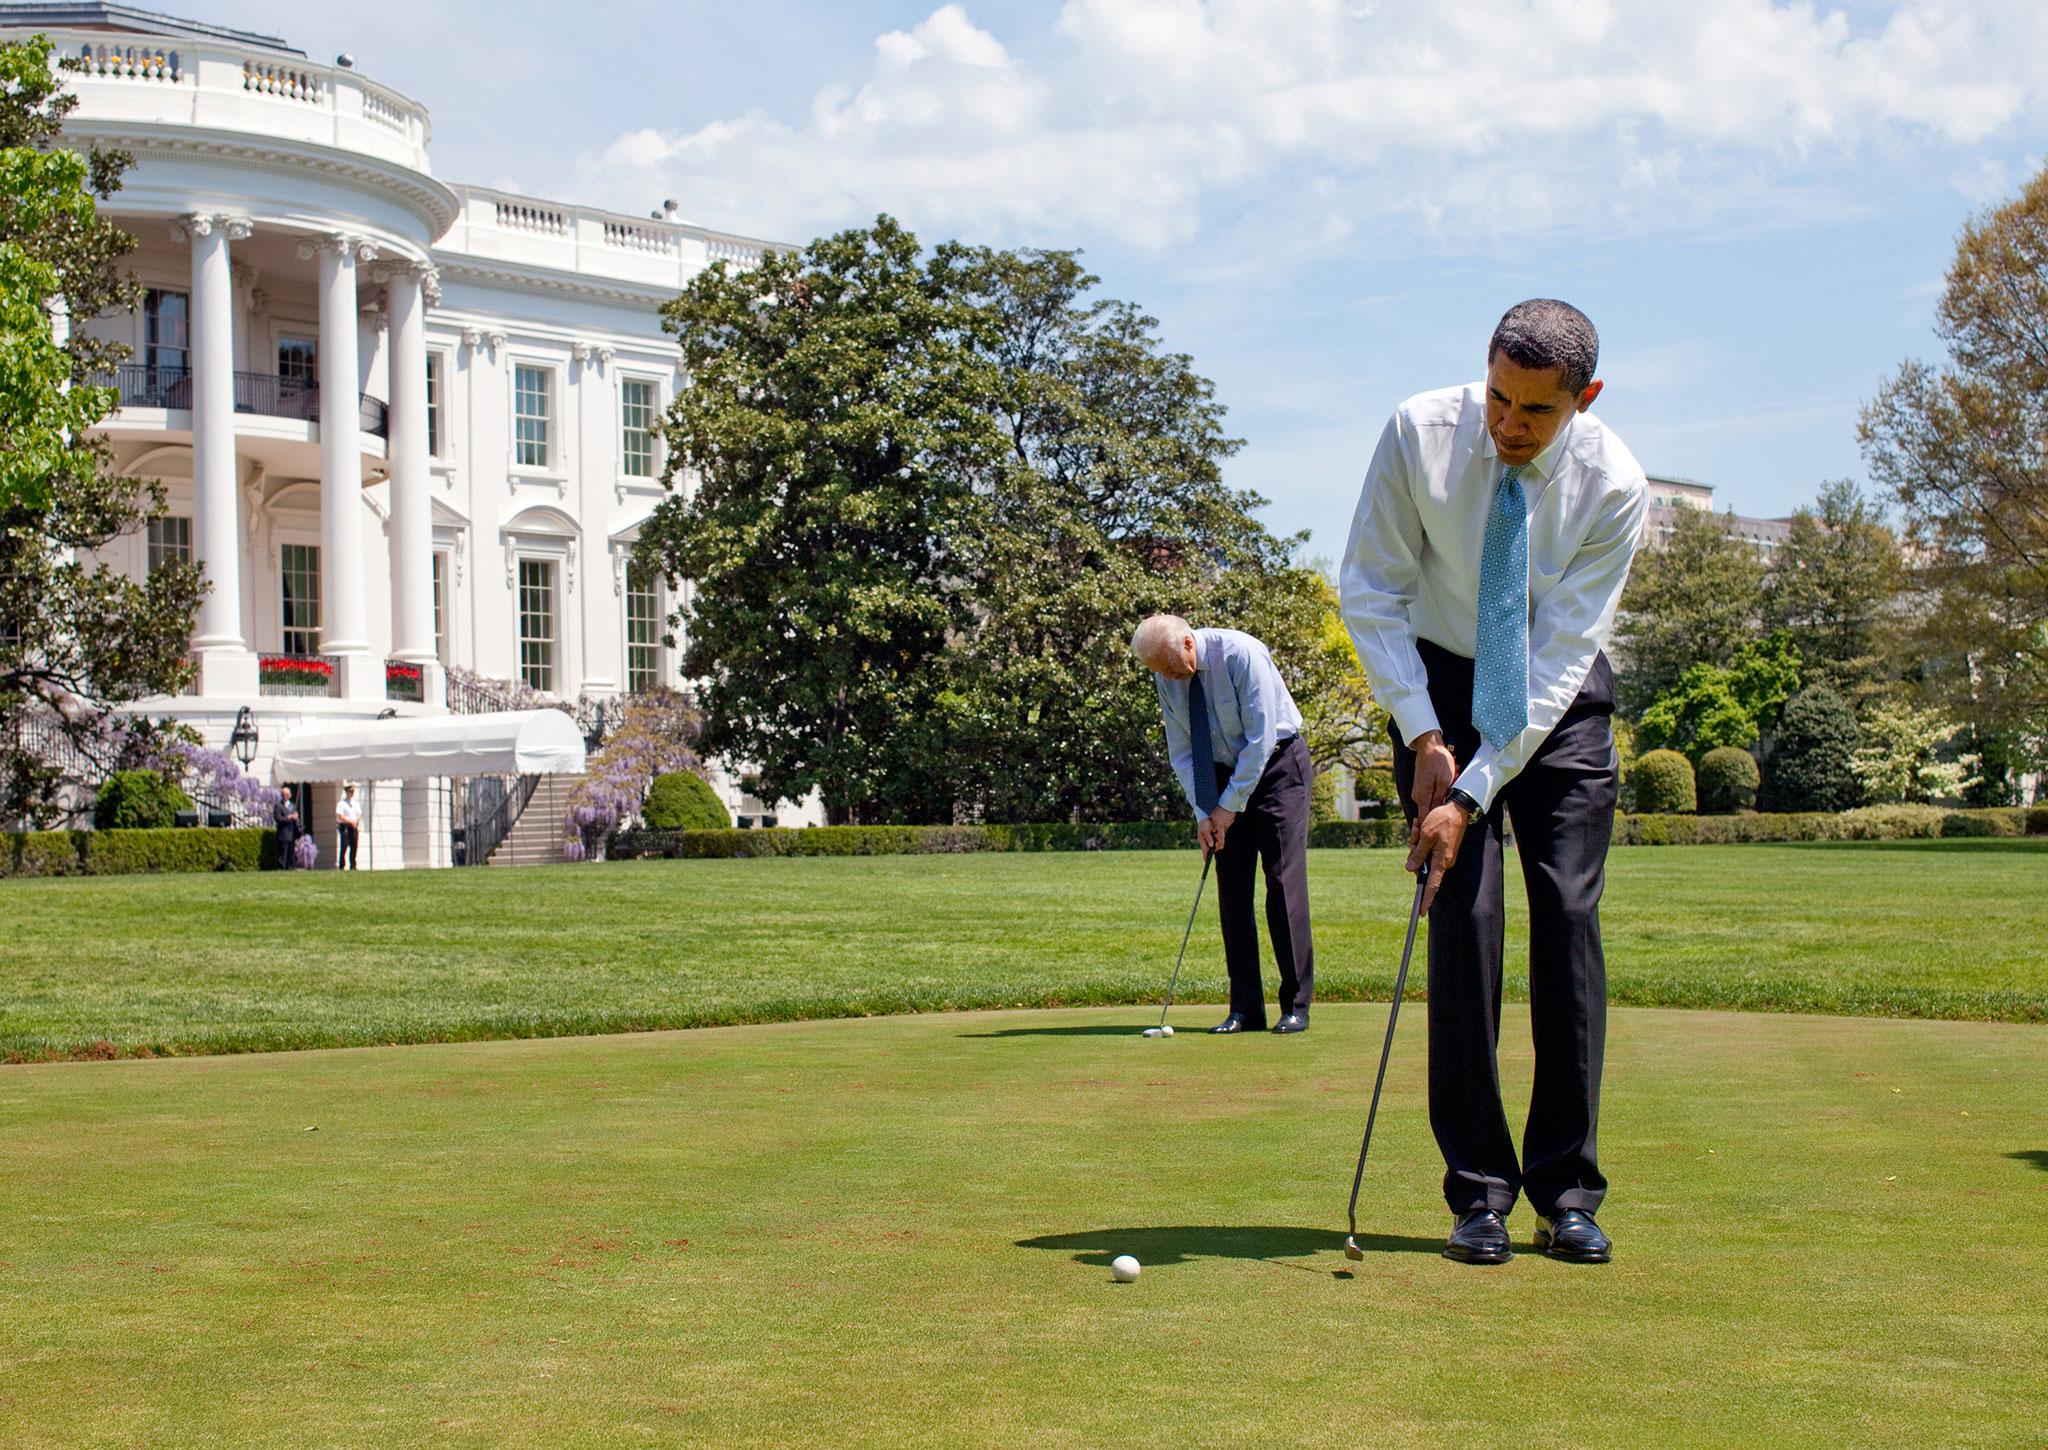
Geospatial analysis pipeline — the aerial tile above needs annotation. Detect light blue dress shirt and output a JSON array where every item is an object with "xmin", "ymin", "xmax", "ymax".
[{"xmin": 1154, "ymin": 628, "xmax": 1304, "ymax": 820}]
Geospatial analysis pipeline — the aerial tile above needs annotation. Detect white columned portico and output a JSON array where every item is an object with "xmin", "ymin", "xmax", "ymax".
[
  {"xmin": 381, "ymin": 260, "xmax": 441, "ymax": 699},
  {"xmin": 176, "ymin": 212, "xmax": 258, "ymax": 697},
  {"xmin": 302, "ymin": 231, "xmax": 380, "ymax": 699}
]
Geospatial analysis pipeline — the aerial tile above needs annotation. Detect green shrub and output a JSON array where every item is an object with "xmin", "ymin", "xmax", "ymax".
[
  {"xmin": 1762, "ymin": 684, "xmax": 1861, "ymax": 812},
  {"xmin": 1697, "ymin": 747, "xmax": 1761, "ymax": 814},
  {"xmin": 1837, "ymin": 804, "xmax": 1947, "ymax": 839},
  {"xmin": 1308, "ymin": 819, "xmax": 1407, "ymax": 849},
  {"xmin": 1629, "ymin": 750, "xmax": 1696, "ymax": 814},
  {"xmin": 1939, "ymin": 809, "xmax": 2022, "ymax": 838},
  {"xmin": 1354, "ymin": 767, "xmax": 1403, "ymax": 818},
  {"xmin": 92, "ymin": 770, "xmax": 194, "ymax": 830},
  {"xmin": 2029, "ymin": 805, "xmax": 2048, "ymax": 836},
  {"xmin": 80, "ymin": 828, "xmax": 272, "ymax": 875},
  {"xmin": 1310, "ymin": 768, "xmax": 1340, "ymax": 825},
  {"xmin": 2, "ymin": 831, "xmax": 86, "ymax": 877},
  {"xmin": 642, "ymin": 772, "xmax": 731, "ymax": 831}
]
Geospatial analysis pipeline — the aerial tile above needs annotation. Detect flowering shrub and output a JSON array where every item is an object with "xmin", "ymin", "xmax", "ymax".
[
  {"xmin": 384, "ymin": 661, "xmax": 423, "ymax": 701},
  {"xmin": 560, "ymin": 689, "xmax": 704, "ymax": 860},
  {"xmin": 152, "ymin": 740, "xmax": 283, "ymax": 825},
  {"xmin": 294, "ymin": 832, "xmax": 319, "ymax": 867},
  {"xmin": 258, "ymin": 654, "xmax": 334, "ymax": 689}
]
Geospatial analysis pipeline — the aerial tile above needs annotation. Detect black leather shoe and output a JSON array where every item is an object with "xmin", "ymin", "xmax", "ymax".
[
  {"xmin": 1443, "ymin": 1209, "xmax": 1513, "ymax": 1265},
  {"xmin": 1207, "ymin": 1014, "xmax": 1263, "ymax": 1034},
  {"xmin": 1270, "ymin": 1014, "xmax": 1308, "ymax": 1034},
  {"xmin": 1534, "ymin": 1210, "xmax": 1611, "ymax": 1263}
]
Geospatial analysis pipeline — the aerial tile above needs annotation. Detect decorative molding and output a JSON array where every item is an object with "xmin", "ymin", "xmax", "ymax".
[
  {"xmin": 296, "ymin": 232, "xmax": 376, "ymax": 263},
  {"xmin": 248, "ymin": 286, "xmax": 269, "ymax": 315},
  {"xmin": 596, "ymin": 346, "xmax": 616, "ymax": 367},
  {"xmin": 570, "ymin": 341, "xmax": 591, "ymax": 364},
  {"xmin": 612, "ymin": 545, "xmax": 626, "ymax": 597},
  {"xmin": 171, "ymin": 211, "xmax": 253, "ymax": 243},
  {"xmin": 452, "ymin": 531, "xmax": 466, "ymax": 586},
  {"xmin": 459, "ymin": 326, "xmax": 482, "ymax": 351},
  {"xmin": 485, "ymin": 330, "xmax": 506, "ymax": 351},
  {"xmin": 431, "ymin": 255, "xmax": 683, "ymax": 308}
]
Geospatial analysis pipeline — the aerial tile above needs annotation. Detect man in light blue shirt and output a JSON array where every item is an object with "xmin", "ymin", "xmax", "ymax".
[{"xmin": 1133, "ymin": 614, "xmax": 1315, "ymax": 1035}]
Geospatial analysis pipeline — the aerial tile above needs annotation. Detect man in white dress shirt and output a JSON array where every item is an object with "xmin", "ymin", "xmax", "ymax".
[
  {"xmin": 1340, "ymin": 299, "xmax": 1647, "ymax": 1266},
  {"xmin": 1133, "ymin": 615, "xmax": 1315, "ymax": 1034}
]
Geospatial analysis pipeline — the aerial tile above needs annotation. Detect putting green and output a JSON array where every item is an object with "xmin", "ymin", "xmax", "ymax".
[{"xmin": 3, "ymin": 1004, "xmax": 2042, "ymax": 1446}]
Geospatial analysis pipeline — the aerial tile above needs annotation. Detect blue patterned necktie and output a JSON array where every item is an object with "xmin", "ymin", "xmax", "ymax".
[
  {"xmin": 1472, "ymin": 463, "xmax": 1530, "ymax": 748},
  {"xmin": 1187, "ymin": 670, "xmax": 1221, "ymax": 815}
]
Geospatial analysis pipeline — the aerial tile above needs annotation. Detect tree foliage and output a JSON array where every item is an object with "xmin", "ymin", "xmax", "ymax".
[
  {"xmin": 639, "ymin": 218, "xmax": 1336, "ymax": 824},
  {"xmin": 1635, "ymin": 632, "xmax": 1800, "ymax": 766},
  {"xmin": 1861, "ymin": 159, "xmax": 2048, "ymax": 752},
  {"xmin": 1, "ymin": 35, "xmax": 202, "ymax": 825},
  {"xmin": 1850, "ymin": 699, "xmax": 1974, "ymax": 806},
  {"xmin": 1612, "ymin": 505, "xmax": 1765, "ymax": 715},
  {"xmin": 1759, "ymin": 683, "xmax": 1861, "ymax": 813},
  {"xmin": 1760, "ymin": 479, "xmax": 1903, "ymax": 705}
]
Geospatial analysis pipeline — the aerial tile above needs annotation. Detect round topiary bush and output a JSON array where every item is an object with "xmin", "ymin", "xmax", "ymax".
[
  {"xmin": 1697, "ymin": 746, "xmax": 1761, "ymax": 814},
  {"xmin": 1354, "ymin": 766, "xmax": 1403, "ymax": 819},
  {"xmin": 1629, "ymin": 749, "xmax": 1696, "ymax": 815},
  {"xmin": 92, "ymin": 769, "xmax": 194, "ymax": 830},
  {"xmin": 642, "ymin": 771, "xmax": 731, "ymax": 831},
  {"xmin": 1761, "ymin": 684, "xmax": 1861, "ymax": 812}
]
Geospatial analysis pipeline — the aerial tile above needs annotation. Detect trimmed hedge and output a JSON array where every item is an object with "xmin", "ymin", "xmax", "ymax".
[
  {"xmin": 92, "ymin": 770, "xmax": 194, "ymax": 830},
  {"xmin": 1940, "ymin": 808, "xmax": 2022, "ymax": 838},
  {"xmin": 1631, "ymin": 750, "xmax": 1696, "ymax": 814},
  {"xmin": 1698, "ymin": 747, "xmax": 1761, "ymax": 814},
  {"xmin": 1, "ymin": 828, "xmax": 276, "ymax": 877},
  {"xmin": 2028, "ymin": 805, "xmax": 2048, "ymax": 836},
  {"xmin": 643, "ymin": 771, "xmax": 732, "ymax": 831}
]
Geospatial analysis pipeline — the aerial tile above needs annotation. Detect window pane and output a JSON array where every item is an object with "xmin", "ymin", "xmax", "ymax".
[
  {"xmin": 621, "ymin": 378, "xmax": 656, "ymax": 477},
  {"xmin": 432, "ymin": 551, "xmax": 449, "ymax": 664},
  {"xmin": 280, "ymin": 543, "xmax": 322, "ymax": 655},
  {"xmin": 626, "ymin": 561, "xmax": 660, "ymax": 693},
  {"xmin": 514, "ymin": 365, "xmax": 550, "ymax": 469},
  {"xmin": 425, "ymin": 352, "xmax": 443, "ymax": 458},
  {"xmin": 517, "ymin": 558, "xmax": 555, "ymax": 693},
  {"xmin": 144, "ymin": 289, "xmax": 188, "ymax": 376},
  {"xmin": 276, "ymin": 336, "xmax": 317, "ymax": 388},
  {"xmin": 147, "ymin": 516, "xmax": 192, "ymax": 573}
]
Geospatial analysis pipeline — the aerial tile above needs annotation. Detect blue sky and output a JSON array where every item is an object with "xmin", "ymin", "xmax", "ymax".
[{"xmin": 189, "ymin": 0, "xmax": 2048, "ymax": 561}]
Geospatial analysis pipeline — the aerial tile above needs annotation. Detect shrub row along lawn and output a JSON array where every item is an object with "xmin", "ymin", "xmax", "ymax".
[
  {"xmin": 2, "ymin": 1005, "xmax": 2043, "ymax": 1444},
  {"xmin": 3, "ymin": 840, "xmax": 2044, "ymax": 1060}
]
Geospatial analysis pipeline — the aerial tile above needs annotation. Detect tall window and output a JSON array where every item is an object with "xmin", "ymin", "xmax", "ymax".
[
  {"xmin": 621, "ymin": 377, "xmax": 657, "ymax": 477},
  {"xmin": 625, "ymin": 563, "xmax": 660, "ymax": 693},
  {"xmin": 146, "ymin": 516, "xmax": 192, "ymax": 573},
  {"xmin": 517, "ymin": 558, "xmax": 555, "ymax": 692},
  {"xmin": 431, "ymin": 551, "xmax": 450, "ymax": 664},
  {"xmin": 144, "ymin": 289, "xmax": 188, "ymax": 375},
  {"xmin": 276, "ymin": 335, "xmax": 317, "ymax": 389},
  {"xmin": 280, "ymin": 543, "xmax": 322, "ymax": 655},
  {"xmin": 514, "ymin": 365, "xmax": 551, "ymax": 468},
  {"xmin": 425, "ymin": 350, "xmax": 444, "ymax": 458}
]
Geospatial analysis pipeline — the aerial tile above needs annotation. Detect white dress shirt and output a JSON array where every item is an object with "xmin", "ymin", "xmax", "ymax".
[
  {"xmin": 1340, "ymin": 382, "xmax": 1647, "ymax": 812},
  {"xmin": 336, "ymin": 796, "xmax": 362, "ymax": 827},
  {"xmin": 1154, "ymin": 628, "xmax": 1303, "ymax": 819}
]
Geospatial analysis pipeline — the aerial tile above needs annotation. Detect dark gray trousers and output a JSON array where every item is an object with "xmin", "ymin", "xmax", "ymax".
[
  {"xmin": 1212, "ymin": 734, "xmax": 1315, "ymax": 1026},
  {"xmin": 1392, "ymin": 641, "xmax": 1617, "ymax": 1220}
]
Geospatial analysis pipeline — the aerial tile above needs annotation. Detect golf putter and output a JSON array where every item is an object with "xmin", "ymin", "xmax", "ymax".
[
  {"xmin": 1344, "ymin": 862, "xmax": 1428, "ymax": 1260},
  {"xmin": 1142, "ymin": 848, "xmax": 1212, "ymax": 1038}
]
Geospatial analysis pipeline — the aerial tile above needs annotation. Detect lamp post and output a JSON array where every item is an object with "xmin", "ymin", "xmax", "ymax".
[{"xmin": 228, "ymin": 706, "xmax": 259, "ymax": 769}]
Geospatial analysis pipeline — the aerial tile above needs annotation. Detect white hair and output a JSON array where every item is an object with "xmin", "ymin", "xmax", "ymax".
[{"xmin": 1130, "ymin": 613, "xmax": 1193, "ymax": 667}]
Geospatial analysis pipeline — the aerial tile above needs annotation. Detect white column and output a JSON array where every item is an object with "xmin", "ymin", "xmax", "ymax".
[
  {"xmin": 302, "ymin": 232, "xmax": 379, "ymax": 698},
  {"xmin": 177, "ymin": 212, "xmax": 257, "ymax": 697},
  {"xmin": 381, "ymin": 260, "xmax": 440, "ymax": 704}
]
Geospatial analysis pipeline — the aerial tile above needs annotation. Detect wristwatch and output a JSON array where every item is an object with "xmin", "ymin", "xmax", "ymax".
[{"xmin": 1446, "ymin": 787, "xmax": 1483, "ymax": 823}]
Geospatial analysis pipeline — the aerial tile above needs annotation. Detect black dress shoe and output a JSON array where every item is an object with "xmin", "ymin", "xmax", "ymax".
[
  {"xmin": 1534, "ymin": 1210, "xmax": 1611, "ymax": 1263},
  {"xmin": 1270, "ymin": 1014, "xmax": 1308, "ymax": 1034},
  {"xmin": 1207, "ymin": 1014, "xmax": 1264, "ymax": 1034},
  {"xmin": 1443, "ymin": 1208, "xmax": 1513, "ymax": 1265}
]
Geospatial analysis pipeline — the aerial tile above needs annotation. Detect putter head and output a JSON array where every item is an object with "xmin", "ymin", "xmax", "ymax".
[
  {"xmin": 1344, "ymin": 1235, "xmax": 1365, "ymax": 1261},
  {"xmin": 1141, "ymin": 1027, "xmax": 1164, "ymax": 1038}
]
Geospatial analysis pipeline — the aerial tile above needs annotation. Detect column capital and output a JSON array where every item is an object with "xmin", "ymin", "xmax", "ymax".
[
  {"xmin": 371, "ymin": 258, "xmax": 441, "ymax": 305},
  {"xmin": 571, "ymin": 341, "xmax": 592, "ymax": 364},
  {"xmin": 172, "ymin": 212, "xmax": 252, "ymax": 243},
  {"xmin": 296, "ymin": 232, "xmax": 376, "ymax": 263},
  {"xmin": 459, "ymin": 326, "xmax": 483, "ymax": 350}
]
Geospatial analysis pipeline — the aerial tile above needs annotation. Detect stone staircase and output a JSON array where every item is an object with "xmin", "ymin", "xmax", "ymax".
[{"xmin": 487, "ymin": 773, "xmax": 584, "ymax": 867}]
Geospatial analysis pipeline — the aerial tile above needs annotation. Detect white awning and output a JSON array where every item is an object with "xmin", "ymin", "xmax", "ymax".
[{"xmin": 272, "ymin": 710, "xmax": 587, "ymax": 782}]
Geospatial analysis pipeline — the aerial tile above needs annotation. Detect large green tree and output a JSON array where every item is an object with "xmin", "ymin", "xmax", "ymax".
[
  {"xmin": 1861, "ymin": 159, "xmax": 2048, "ymax": 777},
  {"xmin": 1612, "ymin": 505, "xmax": 1766, "ymax": 717},
  {"xmin": 638, "ymin": 220, "xmax": 1332, "ymax": 823},
  {"xmin": 1760, "ymin": 478, "xmax": 1903, "ymax": 705},
  {"xmin": 2, "ymin": 35, "xmax": 202, "ymax": 825}
]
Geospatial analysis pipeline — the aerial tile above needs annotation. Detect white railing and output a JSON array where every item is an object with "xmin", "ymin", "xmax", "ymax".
[
  {"xmin": 603, "ymin": 220, "xmax": 676, "ymax": 255},
  {"xmin": 70, "ymin": 41, "xmax": 181, "ymax": 82},
  {"xmin": 495, "ymin": 199, "xmax": 569, "ymax": 236},
  {"xmin": 363, "ymin": 91, "xmax": 407, "ymax": 132},
  {"xmin": 706, "ymin": 238, "xmax": 764, "ymax": 267},
  {"xmin": 241, "ymin": 57, "xmax": 324, "ymax": 104}
]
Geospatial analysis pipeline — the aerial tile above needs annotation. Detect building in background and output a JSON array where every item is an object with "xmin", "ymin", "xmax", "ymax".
[
  {"xmin": 3, "ymin": 3, "xmax": 822, "ymax": 862},
  {"xmin": 1644, "ymin": 474, "xmax": 1794, "ymax": 560}
]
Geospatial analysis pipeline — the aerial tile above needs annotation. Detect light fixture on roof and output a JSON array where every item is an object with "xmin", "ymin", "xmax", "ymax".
[{"xmin": 336, "ymin": 53, "xmax": 354, "ymax": 68}]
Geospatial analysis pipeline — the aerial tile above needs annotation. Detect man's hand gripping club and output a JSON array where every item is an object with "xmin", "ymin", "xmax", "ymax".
[{"xmin": 1404, "ymin": 729, "xmax": 1468, "ymax": 912}]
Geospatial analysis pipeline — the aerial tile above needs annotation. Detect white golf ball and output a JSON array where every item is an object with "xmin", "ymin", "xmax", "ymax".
[{"xmin": 1111, "ymin": 1255, "xmax": 1141, "ymax": 1283}]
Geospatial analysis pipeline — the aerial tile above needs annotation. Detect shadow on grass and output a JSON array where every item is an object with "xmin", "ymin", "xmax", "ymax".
[
  {"xmin": 1780, "ymin": 839, "xmax": 2048, "ymax": 855},
  {"xmin": 1016, "ymin": 1225, "xmax": 1440, "ymax": 1264},
  {"xmin": 960, "ymin": 1025, "xmax": 1159, "ymax": 1038},
  {"xmin": 2009, "ymin": 1150, "xmax": 2048, "ymax": 1173}
]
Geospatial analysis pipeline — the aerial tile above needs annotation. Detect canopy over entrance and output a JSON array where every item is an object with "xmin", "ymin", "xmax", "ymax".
[{"xmin": 272, "ymin": 710, "xmax": 586, "ymax": 782}]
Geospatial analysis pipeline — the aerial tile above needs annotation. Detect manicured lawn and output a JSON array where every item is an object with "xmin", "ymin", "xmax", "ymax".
[
  {"xmin": 3, "ymin": 841, "xmax": 2045, "ymax": 1059},
  {"xmin": 1, "ymin": 1004, "xmax": 2042, "ymax": 1446}
]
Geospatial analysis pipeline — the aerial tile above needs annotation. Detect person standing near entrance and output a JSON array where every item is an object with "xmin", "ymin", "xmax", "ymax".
[
  {"xmin": 1340, "ymin": 299, "xmax": 1647, "ymax": 1266},
  {"xmin": 273, "ymin": 791, "xmax": 301, "ymax": 870},
  {"xmin": 335, "ymin": 783, "xmax": 362, "ymax": 870},
  {"xmin": 1132, "ymin": 614, "xmax": 1315, "ymax": 1035}
]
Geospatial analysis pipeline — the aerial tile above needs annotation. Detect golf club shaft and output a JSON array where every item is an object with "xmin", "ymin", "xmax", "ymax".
[
  {"xmin": 1347, "ymin": 865, "xmax": 1428, "ymax": 1240},
  {"xmin": 1155, "ymin": 850, "xmax": 1213, "ymax": 1030}
]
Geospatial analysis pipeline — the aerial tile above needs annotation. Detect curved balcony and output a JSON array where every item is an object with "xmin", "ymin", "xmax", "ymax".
[{"xmin": 96, "ymin": 363, "xmax": 388, "ymax": 439}]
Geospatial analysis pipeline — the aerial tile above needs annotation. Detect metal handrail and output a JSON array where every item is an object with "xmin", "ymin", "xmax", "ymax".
[
  {"xmin": 93, "ymin": 364, "xmax": 390, "ymax": 439},
  {"xmin": 451, "ymin": 772, "xmax": 537, "ymax": 866}
]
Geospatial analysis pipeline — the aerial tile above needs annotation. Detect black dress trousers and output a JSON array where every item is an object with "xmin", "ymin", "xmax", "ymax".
[
  {"xmin": 1392, "ymin": 640, "xmax": 1618, "ymax": 1220},
  {"xmin": 1212, "ymin": 734, "xmax": 1316, "ymax": 1026}
]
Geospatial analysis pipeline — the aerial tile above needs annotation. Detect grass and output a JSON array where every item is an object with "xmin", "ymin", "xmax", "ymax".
[
  {"xmin": 4, "ymin": 840, "xmax": 2046, "ymax": 1060},
  {"xmin": 1, "ymin": 1002, "xmax": 2042, "ymax": 1446}
]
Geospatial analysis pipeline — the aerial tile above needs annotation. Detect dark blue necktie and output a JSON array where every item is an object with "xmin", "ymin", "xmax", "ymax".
[{"xmin": 1188, "ymin": 671, "xmax": 1220, "ymax": 816}]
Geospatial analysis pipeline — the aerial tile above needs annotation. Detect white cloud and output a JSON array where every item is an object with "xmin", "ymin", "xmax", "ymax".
[{"xmin": 571, "ymin": 0, "xmax": 2048, "ymax": 250}]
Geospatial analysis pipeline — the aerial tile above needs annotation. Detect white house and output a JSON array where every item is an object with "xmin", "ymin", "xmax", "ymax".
[{"xmin": 4, "ymin": 3, "xmax": 822, "ymax": 864}]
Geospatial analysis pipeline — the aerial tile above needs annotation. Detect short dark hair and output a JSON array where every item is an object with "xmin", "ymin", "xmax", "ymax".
[{"xmin": 1488, "ymin": 299, "xmax": 1599, "ymax": 395}]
